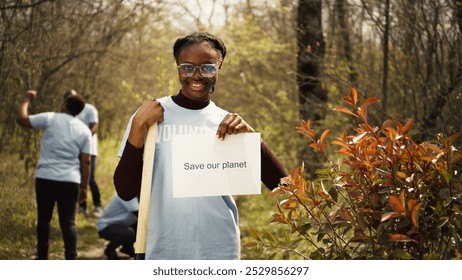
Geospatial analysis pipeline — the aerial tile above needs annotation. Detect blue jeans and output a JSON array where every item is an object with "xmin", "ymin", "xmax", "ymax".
[{"xmin": 35, "ymin": 178, "xmax": 79, "ymax": 260}]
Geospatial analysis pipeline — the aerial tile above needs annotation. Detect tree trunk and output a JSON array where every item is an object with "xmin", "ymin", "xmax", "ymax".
[
  {"xmin": 335, "ymin": 0, "xmax": 357, "ymax": 87},
  {"xmin": 297, "ymin": 0, "xmax": 326, "ymax": 122},
  {"xmin": 381, "ymin": 0, "xmax": 390, "ymax": 114}
]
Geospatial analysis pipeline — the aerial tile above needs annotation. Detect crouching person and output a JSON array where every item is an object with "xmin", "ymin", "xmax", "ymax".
[{"xmin": 96, "ymin": 193, "xmax": 139, "ymax": 260}]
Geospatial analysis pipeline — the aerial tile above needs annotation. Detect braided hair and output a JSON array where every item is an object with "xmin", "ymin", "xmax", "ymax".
[{"xmin": 173, "ymin": 32, "xmax": 227, "ymax": 66}]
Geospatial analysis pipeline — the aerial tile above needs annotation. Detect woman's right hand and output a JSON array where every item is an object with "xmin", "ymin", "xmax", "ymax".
[{"xmin": 128, "ymin": 99, "xmax": 164, "ymax": 148}]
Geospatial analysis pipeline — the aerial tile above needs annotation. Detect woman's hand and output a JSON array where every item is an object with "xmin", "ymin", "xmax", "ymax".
[
  {"xmin": 128, "ymin": 99, "xmax": 164, "ymax": 148},
  {"xmin": 216, "ymin": 113, "xmax": 255, "ymax": 140}
]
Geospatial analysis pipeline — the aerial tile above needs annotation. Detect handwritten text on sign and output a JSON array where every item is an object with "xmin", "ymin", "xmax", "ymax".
[{"xmin": 172, "ymin": 133, "xmax": 261, "ymax": 197}]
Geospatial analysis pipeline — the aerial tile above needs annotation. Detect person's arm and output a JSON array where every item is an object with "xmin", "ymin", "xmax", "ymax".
[
  {"xmin": 261, "ymin": 141, "xmax": 288, "ymax": 190},
  {"xmin": 89, "ymin": 122, "xmax": 98, "ymax": 135},
  {"xmin": 113, "ymin": 141, "xmax": 144, "ymax": 200},
  {"xmin": 216, "ymin": 113, "xmax": 288, "ymax": 190},
  {"xmin": 16, "ymin": 90, "xmax": 37, "ymax": 128},
  {"xmin": 113, "ymin": 99, "xmax": 164, "ymax": 200},
  {"xmin": 79, "ymin": 152, "xmax": 91, "ymax": 204}
]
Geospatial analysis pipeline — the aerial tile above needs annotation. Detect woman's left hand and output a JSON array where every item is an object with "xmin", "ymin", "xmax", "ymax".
[{"xmin": 216, "ymin": 113, "xmax": 255, "ymax": 140}]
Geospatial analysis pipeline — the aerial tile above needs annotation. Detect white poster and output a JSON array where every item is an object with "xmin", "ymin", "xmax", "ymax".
[{"xmin": 172, "ymin": 133, "xmax": 261, "ymax": 197}]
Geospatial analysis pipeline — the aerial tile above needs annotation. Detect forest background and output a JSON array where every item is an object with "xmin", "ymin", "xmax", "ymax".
[{"xmin": 0, "ymin": 0, "xmax": 461, "ymax": 260}]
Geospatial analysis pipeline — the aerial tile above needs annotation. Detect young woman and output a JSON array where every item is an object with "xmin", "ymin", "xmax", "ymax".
[
  {"xmin": 17, "ymin": 90, "xmax": 91, "ymax": 260},
  {"xmin": 113, "ymin": 32, "xmax": 287, "ymax": 259}
]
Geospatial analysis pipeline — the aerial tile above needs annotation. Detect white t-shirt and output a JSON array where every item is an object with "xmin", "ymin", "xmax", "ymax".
[
  {"xmin": 118, "ymin": 96, "xmax": 240, "ymax": 260},
  {"xmin": 76, "ymin": 103, "xmax": 99, "ymax": 156},
  {"xmin": 30, "ymin": 112, "xmax": 92, "ymax": 184},
  {"xmin": 96, "ymin": 194, "xmax": 139, "ymax": 232}
]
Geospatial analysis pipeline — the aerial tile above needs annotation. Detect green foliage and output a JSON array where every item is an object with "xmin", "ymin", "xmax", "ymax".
[{"xmin": 249, "ymin": 88, "xmax": 462, "ymax": 260}]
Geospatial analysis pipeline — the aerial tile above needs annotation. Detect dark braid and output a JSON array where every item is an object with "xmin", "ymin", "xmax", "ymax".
[{"xmin": 173, "ymin": 32, "xmax": 227, "ymax": 65}]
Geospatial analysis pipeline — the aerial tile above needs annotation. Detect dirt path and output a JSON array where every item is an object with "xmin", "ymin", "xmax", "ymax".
[{"xmin": 77, "ymin": 241, "xmax": 133, "ymax": 260}]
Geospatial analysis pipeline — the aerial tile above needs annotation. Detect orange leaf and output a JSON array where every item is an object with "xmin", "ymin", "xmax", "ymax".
[
  {"xmin": 411, "ymin": 202, "xmax": 422, "ymax": 228},
  {"xmin": 390, "ymin": 234, "xmax": 413, "ymax": 242},
  {"xmin": 401, "ymin": 119, "xmax": 414, "ymax": 134},
  {"xmin": 319, "ymin": 129, "xmax": 331, "ymax": 146},
  {"xmin": 343, "ymin": 96, "xmax": 354, "ymax": 106},
  {"xmin": 350, "ymin": 87, "xmax": 358, "ymax": 106},
  {"xmin": 333, "ymin": 106, "xmax": 357, "ymax": 117},
  {"xmin": 398, "ymin": 191, "xmax": 405, "ymax": 209},
  {"xmin": 339, "ymin": 208, "xmax": 353, "ymax": 222},
  {"xmin": 389, "ymin": 194, "xmax": 405, "ymax": 213},
  {"xmin": 381, "ymin": 211, "xmax": 402, "ymax": 222},
  {"xmin": 309, "ymin": 142, "xmax": 321, "ymax": 151},
  {"xmin": 448, "ymin": 132, "xmax": 462, "ymax": 146},
  {"xmin": 269, "ymin": 187, "xmax": 287, "ymax": 197},
  {"xmin": 331, "ymin": 140, "xmax": 349, "ymax": 148},
  {"xmin": 361, "ymin": 97, "xmax": 379, "ymax": 108},
  {"xmin": 407, "ymin": 199, "xmax": 418, "ymax": 211}
]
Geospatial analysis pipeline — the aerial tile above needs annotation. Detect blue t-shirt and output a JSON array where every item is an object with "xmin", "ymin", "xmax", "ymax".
[
  {"xmin": 96, "ymin": 194, "xmax": 139, "ymax": 232},
  {"xmin": 118, "ymin": 96, "xmax": 240, "ymax": 260},
  {"xmin": 76, "ymin": 103, "xmax": 99, "ymax": 156},
  {"xmin": 30, "ymin": 112, "xmax": 92, "ymax": 184}
]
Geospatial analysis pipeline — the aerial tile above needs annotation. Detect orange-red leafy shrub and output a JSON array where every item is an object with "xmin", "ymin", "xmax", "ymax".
[{"xmin": 249, "ymin": 88, "xmax": 462, "ymax": 260}]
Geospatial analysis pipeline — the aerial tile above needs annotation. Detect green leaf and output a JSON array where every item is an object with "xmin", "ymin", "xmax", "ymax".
[
  {"xmin": 248, "ymin": 227, "xmax": 261, "ymax": 241},
  {"xmin": 438, "ymin": 188, "xmax": 450, "ymax": 200},
  {"xmin": 437, "ymin": 217, "xmax": 449, "ymax": 228},
  {"xmin": 262, "ymin": 228, "xmax": 276, "ymax": 244},
  {"xmin": 424, "ymin": 253, "xmax": 440, "ymax": 260},
  {"xmin": 267, "ymin": 252, "xmax": 277, "ymax": 260},
  {"xmin": 243, "ymin": 242, "xmax": 257, "ymax": 247},
  {"xmin": 284, "ymin": 231, "xmax": 291, "ymax": 243},
  {"xmin": 395, "ymin": 249, "xmax": 414, "ymax": 260}
]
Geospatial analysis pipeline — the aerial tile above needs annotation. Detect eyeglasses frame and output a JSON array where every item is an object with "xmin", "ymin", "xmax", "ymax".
[{"xmin": 177, "ymin": 63, "xmax": 220, "ymax": 78}]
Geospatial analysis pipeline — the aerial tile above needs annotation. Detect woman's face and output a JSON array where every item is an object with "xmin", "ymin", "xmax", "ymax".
[{"xmin": 177, "ymin": 42, "xmax": 222, "ymax": 102}]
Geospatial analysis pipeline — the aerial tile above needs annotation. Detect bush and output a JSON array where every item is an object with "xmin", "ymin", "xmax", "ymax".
[{"xmin": 248, "ymin": 88, "xmax": 462, "ymax": 260}]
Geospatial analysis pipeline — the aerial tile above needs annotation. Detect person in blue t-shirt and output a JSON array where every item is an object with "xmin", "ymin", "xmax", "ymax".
[
  {"xmin": 64, "ymin": 89, "xmax": 103, "ymax": 218},
  {"xmin": 17, "ymin": 89, "xmax": 92, "ymax": 260},
  {"xmin": 113, "ymin": 32, "xmax": 287, "ymax": 259},
  {"xmin": 96, "ymin": 194, "xmax": 139, "ymax": 260}
]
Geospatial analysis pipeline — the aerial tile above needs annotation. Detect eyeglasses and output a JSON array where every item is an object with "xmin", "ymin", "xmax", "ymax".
[{"xmin": 177, "ymin": 63, "xmax": 218, "ymax": 78}]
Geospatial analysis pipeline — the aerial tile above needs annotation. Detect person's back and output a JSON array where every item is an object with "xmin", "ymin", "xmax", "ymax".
[
  {"xmin": 17, "ymin": 89, "xmax": 92, "ymax": 260},
  {"xmin": 31, "ymin": 112, "xmax": 91, "ymax": 182}
]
